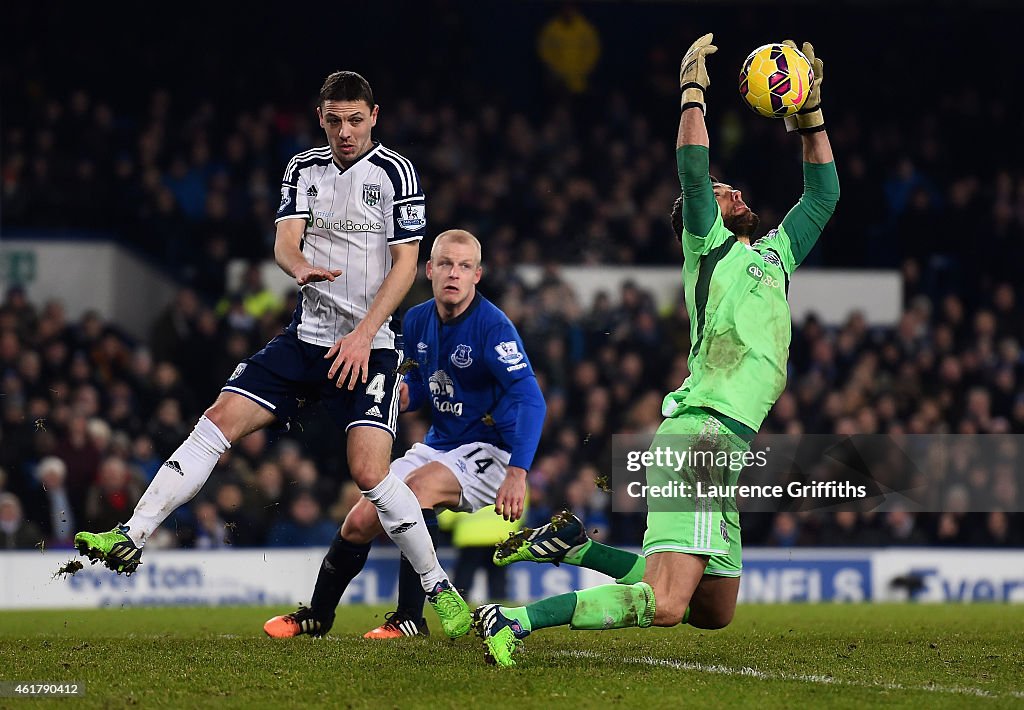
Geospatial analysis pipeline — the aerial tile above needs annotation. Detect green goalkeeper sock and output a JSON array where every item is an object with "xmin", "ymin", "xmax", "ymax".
[
  {"xmin": 502, "ymin": 582, "xmax": 656, "ymax": 633},
  {"xmin": 502, "ymin": 592, "xmax": 578, "ymax": 634},
  {"xmin": 612, "ymin": 553, "xmax": 646, "ymax": 584},
  {"xmin": 566, "ymin": 540, "xmax": 646, "ymax": 584},
  {"xmin": 570, "ymin": 582, "xmax": 656, "ymax": 630}
]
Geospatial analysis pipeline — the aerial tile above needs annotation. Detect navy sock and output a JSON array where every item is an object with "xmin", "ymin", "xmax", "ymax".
[
  {"xmin": 396, "ymin": 509, "xmax": 438, "ymax": 619},
  {"xmin": 310, "ymin": 533, "xmax": 371, "ymax": 620}
]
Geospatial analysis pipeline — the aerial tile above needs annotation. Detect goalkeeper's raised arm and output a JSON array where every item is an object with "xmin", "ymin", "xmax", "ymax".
[
  {"xmin": 675, "ymin": 33, "xmax": 719, "ymax": 247},
  {"xmin": 777, "ymin": 40, "xmax": 840, "ymax": 268}
]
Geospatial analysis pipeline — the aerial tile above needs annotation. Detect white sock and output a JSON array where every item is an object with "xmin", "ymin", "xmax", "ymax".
[
  {"xmin": 363, "ymin": 474, "xmax": 448, "ymax": 592},
  {"xmin": 125, "ymin": 416, "xmax": 230, "ymax": 547}
]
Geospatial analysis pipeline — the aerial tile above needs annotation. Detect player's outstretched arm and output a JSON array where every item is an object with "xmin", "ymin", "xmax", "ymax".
[
  {"xmin": 676, "ymin": 33, "xmax": 718, "ymax": 241},
  {"xmin": 274, "ymin": 218, "xmax": 342, "ymax": 285},
  {"xmin": 776, "ymin": 40, "xmax": 840, "ymax": 268}
]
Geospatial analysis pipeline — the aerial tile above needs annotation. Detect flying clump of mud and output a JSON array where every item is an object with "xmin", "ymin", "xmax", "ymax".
[{"xmin": 53, "ymin": 560, "xmax": 84, "ymax": 579}]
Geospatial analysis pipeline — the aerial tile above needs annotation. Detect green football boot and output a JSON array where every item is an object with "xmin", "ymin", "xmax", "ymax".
[
  {"xmin": 74, "ymin": 525, "xmax": 142, "ymax": 575},
  {"xmin": 472, "ymin": 604, "xmax": 529, "ymax": 667},
  {"xmin": 493, "ymin": 510, "xmax": 589, "ymax": 567},
  {"xmin": 427, "ymin": 580, "xmax": 472, "ymax": 638}
]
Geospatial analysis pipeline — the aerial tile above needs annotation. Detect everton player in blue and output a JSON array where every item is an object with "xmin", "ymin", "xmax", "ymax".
[{"xmin": 265, "ymin": 229, "xmax": 546, "ymax": 638}]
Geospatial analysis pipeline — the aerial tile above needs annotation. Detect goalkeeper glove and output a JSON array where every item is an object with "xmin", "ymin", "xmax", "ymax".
[
  {"xmin": 783, "ymin": 40, "xmax": 825, "ymax": 133},
  {"xmin": 679, "ymin": 33, "xmax": 717, "ymax": 114}
]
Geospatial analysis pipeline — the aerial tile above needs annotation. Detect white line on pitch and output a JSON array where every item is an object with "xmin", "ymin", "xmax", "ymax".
[{"xmin": 556, "ymin": 650, "xmax": 1020, "ymax": 700}]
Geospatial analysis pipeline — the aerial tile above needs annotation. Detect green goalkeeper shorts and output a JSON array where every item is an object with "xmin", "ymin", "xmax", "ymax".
[{"xmin": 641, "ymin": 406, "xmax": 755, "ymax": 577}]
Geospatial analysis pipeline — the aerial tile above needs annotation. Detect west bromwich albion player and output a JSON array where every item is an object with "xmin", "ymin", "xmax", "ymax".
[
  {"xmin": 76, "ymin": 71, "xmax": 473, "ymax": 637},
  {"xmin": 264, "ymin": 229, "xmax": 547, "ymax": 638}
]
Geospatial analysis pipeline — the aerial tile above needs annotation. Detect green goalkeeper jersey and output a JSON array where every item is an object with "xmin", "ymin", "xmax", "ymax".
[{"xmin": 662, "ymin": 145, "xmax": 840, "ymax": 431}]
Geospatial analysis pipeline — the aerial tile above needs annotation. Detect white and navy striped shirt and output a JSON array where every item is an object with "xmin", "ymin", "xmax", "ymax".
[{"xmin": 275, "ymin": 141, "xmax": 425, "ymax": 348}]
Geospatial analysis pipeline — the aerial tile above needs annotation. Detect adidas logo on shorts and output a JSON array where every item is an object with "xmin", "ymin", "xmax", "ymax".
[{"xmin": 365, "ymin": 405, "xmax": 382, "ymax": 417}]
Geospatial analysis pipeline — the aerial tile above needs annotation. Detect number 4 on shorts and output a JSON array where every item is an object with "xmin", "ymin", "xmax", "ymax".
[
  {"xmin": 464, "ymin": 447, "xmax": 494, "ymax": 475},
  {"xmin": 366, "ymin": 374, "xmax": 386, "ymax": 403}
]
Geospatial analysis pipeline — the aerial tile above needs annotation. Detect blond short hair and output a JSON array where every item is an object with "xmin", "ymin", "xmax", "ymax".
[{"xmin": 430, "ymin": 229, "xmax": 482, "ymax": 267}]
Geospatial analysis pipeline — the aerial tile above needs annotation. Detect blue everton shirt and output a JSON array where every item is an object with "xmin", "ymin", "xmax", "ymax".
[{"xmin": 401, "ymin": 293, "xmax": 545, "ymax": 470}]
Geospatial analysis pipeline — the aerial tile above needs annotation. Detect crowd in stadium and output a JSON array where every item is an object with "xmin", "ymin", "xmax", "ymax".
[
  {"xmin": 5, "ymin": 77, "xmax": 1023, "ymax": 305},
  {"xmin": 3, "ymin": 3, "xmax": 1023, "ymax": 552}
]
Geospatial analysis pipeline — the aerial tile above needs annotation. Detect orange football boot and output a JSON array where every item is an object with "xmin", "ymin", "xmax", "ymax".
[
  {"xmin": 363, "ymin": 611, "xmax": 429, "ymax": 639},
  {"xmin": 264, "ymin": 605, "xmax": 332, "ymax": 638}
]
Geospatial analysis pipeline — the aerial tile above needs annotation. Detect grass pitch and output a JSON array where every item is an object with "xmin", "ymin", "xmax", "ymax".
[{"xmin": 1, "ymin": 604, "xmax": 1022, "ymax": 709}]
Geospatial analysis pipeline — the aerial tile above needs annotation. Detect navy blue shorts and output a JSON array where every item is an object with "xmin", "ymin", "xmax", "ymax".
[{"xmin": 222, "ymin": 331, "xmax": 402, "ymax": 437}]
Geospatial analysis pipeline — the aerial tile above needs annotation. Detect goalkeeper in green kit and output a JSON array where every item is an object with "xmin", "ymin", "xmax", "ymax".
[{"xmin": 472, "ymin": 33, "xmax": 839, "ymax": 667}]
